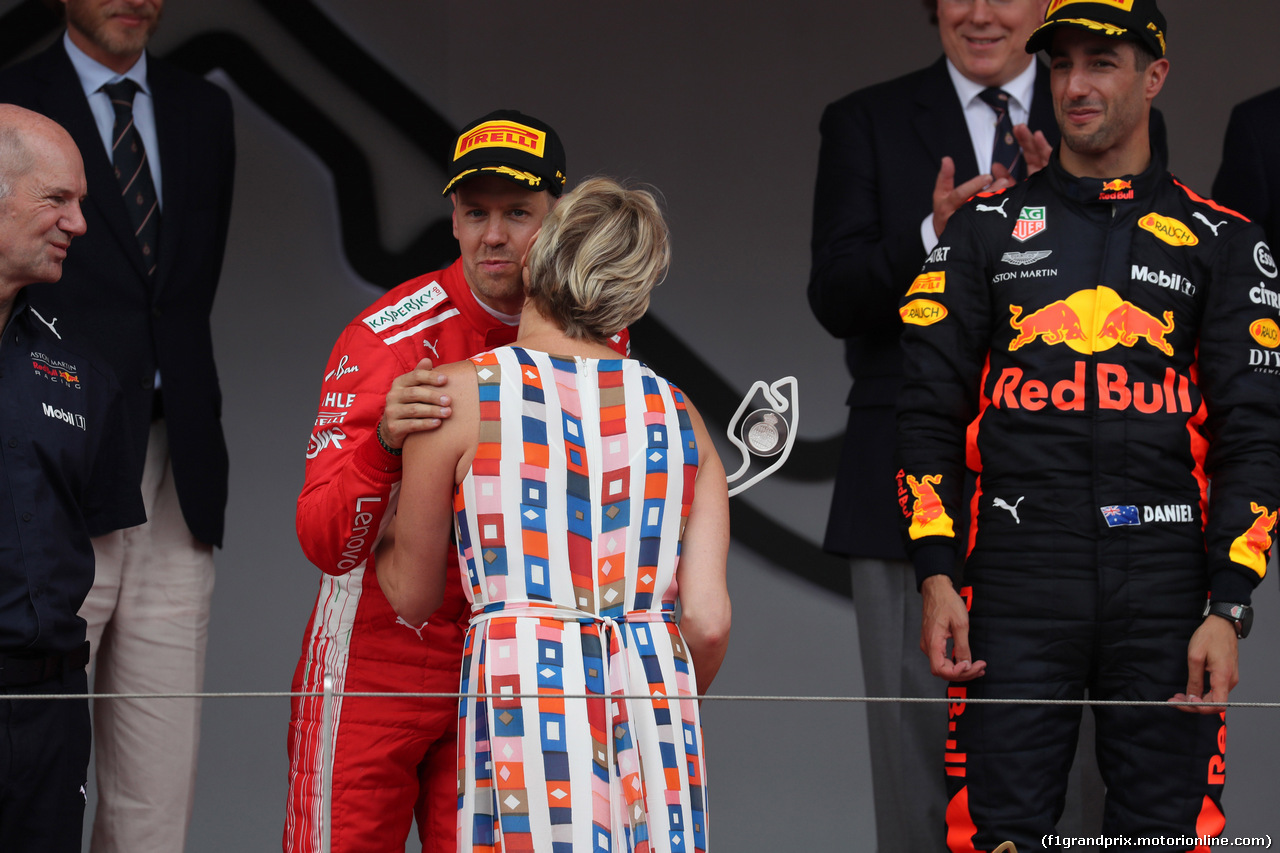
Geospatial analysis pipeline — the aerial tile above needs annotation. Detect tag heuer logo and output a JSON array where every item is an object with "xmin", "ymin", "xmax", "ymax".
[{"xmin": 1012, "ymin": 207, "xmax": 1047, "ymax": 242}]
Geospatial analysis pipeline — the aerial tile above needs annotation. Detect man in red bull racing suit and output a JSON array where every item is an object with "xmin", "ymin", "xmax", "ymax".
[
  {"xmin": 896, "ymin": 2, "xmax": 1280, "ymax": 849},
  {"xmin": 284, "ymin": 111, "xmax": 628, "ymax": 852}
]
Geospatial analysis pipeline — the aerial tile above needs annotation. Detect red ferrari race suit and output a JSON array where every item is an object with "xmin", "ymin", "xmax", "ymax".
[
  {"xmin": 285, "ymin": 257, "xmax": 627, "ymax": 852},
  {"xmin": 897, "ymin": 154, "xmax": 1280, "ymax": 851}
]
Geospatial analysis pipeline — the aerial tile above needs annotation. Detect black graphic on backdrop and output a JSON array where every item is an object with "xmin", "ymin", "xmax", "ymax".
[{"xmin": 0, "ymin": 0, "xmax": 849, "ymax": 596}]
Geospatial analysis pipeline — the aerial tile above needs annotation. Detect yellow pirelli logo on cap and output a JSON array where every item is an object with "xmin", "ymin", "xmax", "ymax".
[
  {"xmin": 1047, "ymin": 0, "xmax": 1134, "ymax": 14},
  {"xmin": 454, "ymin": 120, "xmax": 545, "ymax": 161}
]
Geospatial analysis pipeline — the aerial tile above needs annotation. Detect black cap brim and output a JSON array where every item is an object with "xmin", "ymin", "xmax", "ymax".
[{"xmin": 1026, "ymin": 17, "xmax": 1163, "ymax": 57}]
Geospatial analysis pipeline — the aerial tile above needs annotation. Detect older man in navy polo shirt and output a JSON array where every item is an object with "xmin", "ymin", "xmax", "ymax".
[{"xmin": 0, "ymin": 104, "xmax": 144, "ymax": 853}]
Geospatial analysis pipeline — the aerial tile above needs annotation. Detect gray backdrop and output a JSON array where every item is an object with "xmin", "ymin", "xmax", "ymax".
[{"xmin": 4, "ymin": 1, "xmax": 1279, "ymax": 849}]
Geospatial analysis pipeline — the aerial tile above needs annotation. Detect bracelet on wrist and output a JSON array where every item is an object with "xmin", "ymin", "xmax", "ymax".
[{"xmin": 376, "ymin": 420, "xmax": 402, "ymax": 457}]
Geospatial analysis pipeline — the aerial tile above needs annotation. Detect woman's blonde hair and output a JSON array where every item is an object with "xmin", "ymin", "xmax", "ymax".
[{"xmin": 524, "ymin": 177, "xmax": 670, "ymax": 340}]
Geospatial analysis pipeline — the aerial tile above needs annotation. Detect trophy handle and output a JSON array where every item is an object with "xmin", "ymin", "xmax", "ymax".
[{"xmin": 725, "ymin": 376, "xmax": 799, "ymax": 498}]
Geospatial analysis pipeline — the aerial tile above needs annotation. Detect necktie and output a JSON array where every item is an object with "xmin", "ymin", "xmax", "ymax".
[
  {"xmin": 102, "ymin": 79, "xmax": 160, "ymax": 275},
  {"xmin": 978, "ymin": 87, "xmax": 1022, "ymax": 181}
]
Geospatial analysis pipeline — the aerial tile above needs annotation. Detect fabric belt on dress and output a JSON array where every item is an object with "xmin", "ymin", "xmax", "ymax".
[
  {"xmin": 0, "ymin": 640, "xmax": 90, "ymax": 687},
  {"xmin": 469, "ymin": 599, "xmax": 674, "ymax": 628},
  {"xmin": 468, "ymin": 600, "xmax": 678, "ymax": 846}
]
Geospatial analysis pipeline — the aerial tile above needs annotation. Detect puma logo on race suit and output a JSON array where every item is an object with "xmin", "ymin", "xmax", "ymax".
[
  {"xmin": 1193, "ymin": 211, "xmax": 1227, "ymax": 237},
  {"xmin": 992, "ymin": 496, "xmax": 1025, "ymax": 524},
  {"xmin": 976, "ymin": 197, "xmax": 1010, "ymax": 218}
]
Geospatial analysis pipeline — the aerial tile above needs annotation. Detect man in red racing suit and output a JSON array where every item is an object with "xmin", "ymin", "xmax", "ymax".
[
  {"xmin": 284, "ymin": 110, "xmax": 627, "ymax": 853},
  {"xmin": 897, "ymin": 4, "xmax": 1280, "ymax": 849}
]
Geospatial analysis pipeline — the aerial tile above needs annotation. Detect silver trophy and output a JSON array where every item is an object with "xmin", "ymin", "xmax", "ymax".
[{"xmin": 725, "ymin": 376, "xmax": 799, "ymax": 498}]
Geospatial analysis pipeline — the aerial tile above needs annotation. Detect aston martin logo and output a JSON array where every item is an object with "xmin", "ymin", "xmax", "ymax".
[{"xmin": 1001, "ymin": 250, "xmax": 1053, "ymax": 266}]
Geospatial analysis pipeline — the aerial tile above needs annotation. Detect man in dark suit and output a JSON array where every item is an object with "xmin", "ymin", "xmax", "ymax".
[
  {"xmin": 807, "ymin": 2, "xmax": 1056, "ymax": 849},
  {"xmin": 1213, "ymin": 87, "xmax": 1280, "ymax": 249},
  {"xmin": 0, "ymin": 2, "xmax": 234, "ymax": 851}
]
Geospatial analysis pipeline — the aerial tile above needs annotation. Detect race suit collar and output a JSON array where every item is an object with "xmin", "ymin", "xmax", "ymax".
[{"xmin": 1045, "ymin": 147, "xmax": 1164, "ymax": 208}]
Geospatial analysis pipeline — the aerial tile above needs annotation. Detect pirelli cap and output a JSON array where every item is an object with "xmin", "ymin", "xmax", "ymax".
[
  {"xmin": 442, "ymin": 110, "xmax": 567, "ymax": 197},
  {"xmin": 1026, "ymin": 0, "xmax": 1167, "ymax": 59}
]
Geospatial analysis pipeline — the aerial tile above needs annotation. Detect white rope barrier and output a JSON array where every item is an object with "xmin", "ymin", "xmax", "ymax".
[{"xmin": 6, "ymin": 691, "xmax": 1279, "ymax": 708}]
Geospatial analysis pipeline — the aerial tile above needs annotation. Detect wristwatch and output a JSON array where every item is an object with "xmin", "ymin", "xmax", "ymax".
[{"xmin": 1203, "ymin": 600, "xmax": 1253, "ymax": 639}]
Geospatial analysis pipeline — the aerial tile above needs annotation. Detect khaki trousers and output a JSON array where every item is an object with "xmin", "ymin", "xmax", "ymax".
[{"xmin": 82, "ymin": 421, "xmax": 216, "ymax": 853}]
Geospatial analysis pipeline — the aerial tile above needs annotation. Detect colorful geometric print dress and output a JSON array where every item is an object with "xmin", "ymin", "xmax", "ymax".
[{"xmin": 452, "ymin": 346, "xmax": 710, "ymax": 853}]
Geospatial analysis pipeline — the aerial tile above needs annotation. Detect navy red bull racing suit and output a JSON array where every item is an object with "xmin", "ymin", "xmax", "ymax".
[{"xmin": 896, "ymin": 153, "xmax": 1280, "ymax": 851}]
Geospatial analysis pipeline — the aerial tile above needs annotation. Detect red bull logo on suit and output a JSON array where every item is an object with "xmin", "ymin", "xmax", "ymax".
[
  {"xmin": 1099, "ymin": 179, "xmax": 1134, "ymax": 201},
  {"xmin": 990, "ymin": 361, "xmax": 1195, "ymax": 414},
  {"xmin": 1008, "ymin": 286, "xmax": 1174, "ymax": 356},
  {"xmin": 900, "ymin": 472, "xmax": 956, "ymax": 540},
  {"xmin": 997, "ymin": 287, "xmax": 1191, "ymax": 415},
  {"xmin": 1229, "ymin": 502, "xmax": 1277, "ymax": 577}
]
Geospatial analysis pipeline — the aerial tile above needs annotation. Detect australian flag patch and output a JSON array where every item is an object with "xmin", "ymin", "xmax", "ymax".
[{"xmin": 1100, "ymin": 505, "xmax": 1141, "ymax": 527}]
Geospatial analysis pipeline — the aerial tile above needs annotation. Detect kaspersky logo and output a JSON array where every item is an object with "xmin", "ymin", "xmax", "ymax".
[
  {"xmin": 903, "ymin": 473, "xmax": 955, "ymax": 540},
  {"xmin": 1008, "ymin": 286, "xmax": 1173, "ymax": 356},
  {"xmin": 1229, "ymin": 502, "xmax": 1277, "ymax": 578}
]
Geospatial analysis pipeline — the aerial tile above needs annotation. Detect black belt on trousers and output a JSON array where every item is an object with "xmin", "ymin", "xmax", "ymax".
[{"xmin": 0, "ymin": 641, "xmax": 90, "ymax": 687}]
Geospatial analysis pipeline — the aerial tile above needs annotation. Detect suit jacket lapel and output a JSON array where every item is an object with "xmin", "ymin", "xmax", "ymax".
[
  {"xmin": 38, "ymin": 43, "xmax": 153, "ymax": 285},
  {"xmin": 150, "ymin": 59, "xmax": 186, "ymax": 299},
  {"xmin": 913, "ymin": 56, "xmax": 980, "ymax": 182}
]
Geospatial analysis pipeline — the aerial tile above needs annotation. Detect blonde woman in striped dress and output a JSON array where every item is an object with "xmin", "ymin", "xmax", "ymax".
[{"xmin": 382, "ymin": 177, "xmax": 731, "ymax": 853}]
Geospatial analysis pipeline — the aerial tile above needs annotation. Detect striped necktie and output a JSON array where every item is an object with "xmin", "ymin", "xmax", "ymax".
[
  {"xmin": 978, "ymin": 87, "xmax": 1022, "ymax": 181},
  {"xmin": 102, "ymin": 79, "xmax": 160, "ymax": 276}
]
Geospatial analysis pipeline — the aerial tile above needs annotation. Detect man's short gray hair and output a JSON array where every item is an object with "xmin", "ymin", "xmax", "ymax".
[
  {"xmin": 0, "ymin": 125, "xmax": 36, "ymax": 199},
  {"xmin": 524, "ymin": 177, "xmax": 671, "ymax": 341}
]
